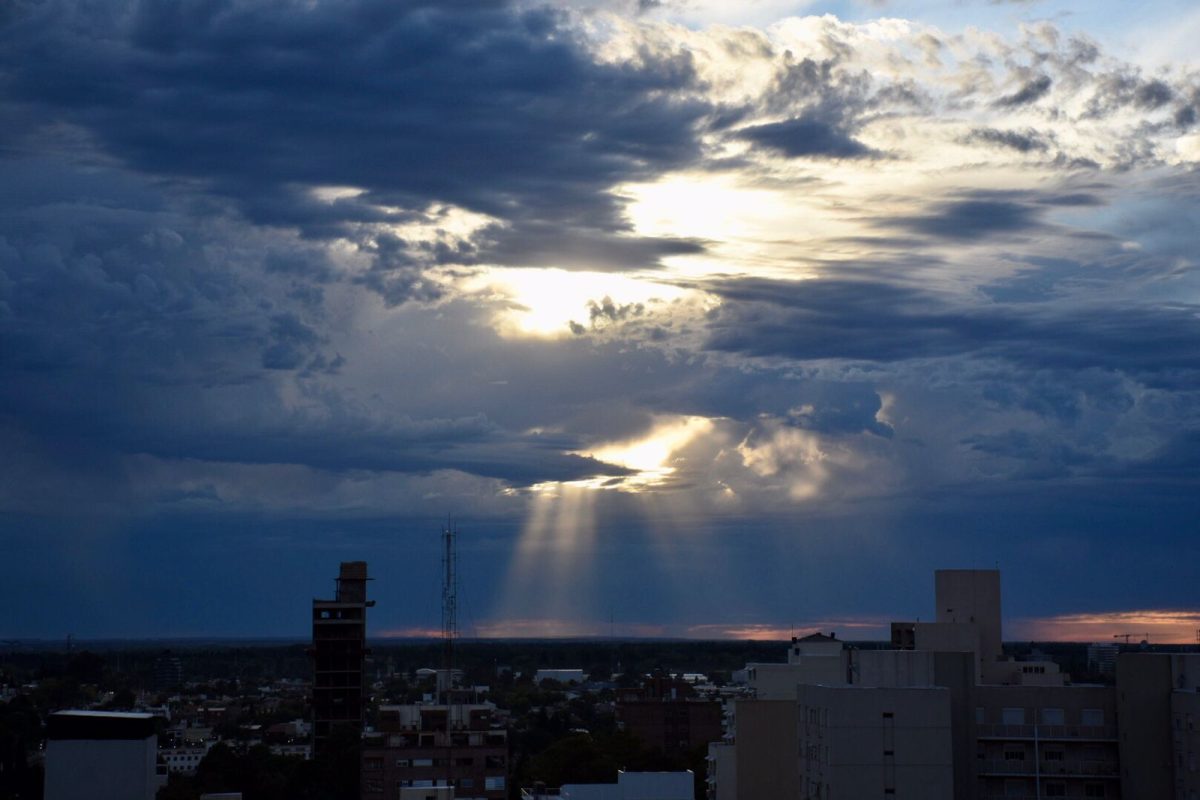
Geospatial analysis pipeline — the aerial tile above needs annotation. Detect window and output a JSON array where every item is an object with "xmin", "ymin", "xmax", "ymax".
[
  {"xmin": 395, "ymin": 758, "xmax": 411, "ymax": 767},
  {"xmin": 1041, "ymin": 708, "xmax": 1065, "ymax": 726},
  {"xmin": 1002, "ymin": 708, "xmax": 1025, "ymax": 725},
  {"xmin": 1045, "ymin": 783, "xmax": 1066, "ymax": 797},
  {"xmin": 1082, "ymin": 708, "xmax": 1105, "ymax": 726},
  {"xmin": 1043, "ymin": 749, "xmax": 1064, "ymax": 761},
  {"xmin": 363, "ymin": 757, "xmax": 383, "ymax": 770},
  {"xmin": 1084, "ymin": 785, "xmax": 1105, "ymax": 798},
  {"xmin": 1004, "ymin": 749, "xmax": 1026, "ymax": 761},
  {"xmin": 975, "ymin": 707, "xmax": 985, "ymax": 724},
  {"xmin": 485, "ymin": 777, "xmax": 505, "ymax": 791}
]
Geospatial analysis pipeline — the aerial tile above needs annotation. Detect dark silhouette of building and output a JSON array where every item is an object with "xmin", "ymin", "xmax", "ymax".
[
  {"xmin": 617, "ymin": 672, "xmax": 723, "ymax": 757},
  {"xmin": 311, "ymin": 561, "xmax": 373, "ymax": 754},
  {"xmin": 152, "ymin": 650, "xmax": 183, "ymax": 692}
]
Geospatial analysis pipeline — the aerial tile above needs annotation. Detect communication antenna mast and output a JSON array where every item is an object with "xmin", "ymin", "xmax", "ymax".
[
  {"xmin": 441, "ymin": 519, "xmax": 458, "ymax": 704},
  {"xmin": 440, "ymin": 519, "xmax": 461, "ymax": 793}
]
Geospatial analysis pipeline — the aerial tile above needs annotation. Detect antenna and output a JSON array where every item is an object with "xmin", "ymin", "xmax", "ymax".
[
  {"xmin": 441, "ymin": 518, "xmax": 458, "ymax": 704},
  {"xmin": 441, "ymin": 518, "xmax": 462, "ymax": 794}
]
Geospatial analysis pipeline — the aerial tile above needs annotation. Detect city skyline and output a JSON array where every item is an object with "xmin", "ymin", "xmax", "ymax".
[{"xmin": 3, "ymin": 0, "xmax": 1200, "ymax": 640}]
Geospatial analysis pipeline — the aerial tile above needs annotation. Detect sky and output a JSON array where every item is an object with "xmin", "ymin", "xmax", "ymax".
[{"xmin": 3, "ymin": 0, "xmax": 1200, "ymax": 643}]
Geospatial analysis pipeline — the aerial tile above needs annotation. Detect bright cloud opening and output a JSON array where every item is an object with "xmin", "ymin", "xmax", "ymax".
[
  {"xmin": 570, "ymin": 415, "xmax": 716, "ymax": 491},
  {"xmin": 473, "ymin": 267, "xmax": 692, "ymax": 338}
]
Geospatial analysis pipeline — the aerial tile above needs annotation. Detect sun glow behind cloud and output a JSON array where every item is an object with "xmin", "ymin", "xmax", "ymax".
[
  {"xmin": 496, "ymin": 416, "xmax": 721, "ymax": 625},
  {"xmin": 470, "ymin": 268, "xmax": 693, "ymax": 338},
  {"xmin": 571, "ymin": 415, "xmax": 716, "ymax": 490}
]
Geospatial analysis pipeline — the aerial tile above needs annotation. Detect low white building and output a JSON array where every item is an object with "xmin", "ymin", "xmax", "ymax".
[
  {"xmin": 535, "ymin": 669, "xmax": 588, "ymax": 684},
  {"xmin": 44, "ymin": 710, "xmax": 167, "ymax": 800},
  {"xmin": 161, "ymin": 741, "xmax": 213, "ymax": 774},
  {"xmin": 523, "ymin": 771, "xmax": 693, "ymax": 800}
]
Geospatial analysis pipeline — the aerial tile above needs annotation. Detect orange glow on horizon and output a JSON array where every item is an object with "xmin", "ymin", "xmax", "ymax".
[
  {"xmin": 379, "ymin": 618, "xmax": 892, "ymax": 640},
  {"xmin": 1011, "ymin": 610, "xmax": 1200, "ymax": 644}
]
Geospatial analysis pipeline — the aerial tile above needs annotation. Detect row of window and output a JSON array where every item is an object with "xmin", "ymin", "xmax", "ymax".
[
  {"xmin": 993, "ymin": 745, "xmax": 1111, "ymax": 760},
  {"xmin": 980, "ymin": 707, "xmax": 1106, "ymax": 726},
  {"xmin": 998, "ymin": 781, "xmax": 1106, "ymax": 797},
  {"xmin": 364, "ymin": 756, "xmax": 506, "ymax": 769},
  {"xmin": 362, "ymin": 777, "xmax": 506, "ymax": 792}
]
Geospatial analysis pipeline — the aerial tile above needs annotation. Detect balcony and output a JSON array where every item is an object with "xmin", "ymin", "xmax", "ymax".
[
  {"xmin": 976, "ymin": 723, "xmax": 1118, "ymax": 742},
  {"xmin": 978, "ymin": 759, "xmax": 1119, "ymax": 778}
]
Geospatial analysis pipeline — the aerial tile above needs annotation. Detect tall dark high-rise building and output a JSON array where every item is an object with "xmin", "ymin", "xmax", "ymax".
[
  {"xmin": 311, "ymin": 561, "xmax": 373, "ymax": 754},
  {"xmin": 151, "ymin": 650, "xmax": 183, "ymax": 692}
]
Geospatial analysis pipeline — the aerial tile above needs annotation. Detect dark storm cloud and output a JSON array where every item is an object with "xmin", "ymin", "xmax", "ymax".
[
  {"xmin": 0, "ymin": 157, "xmax": 637, "ymax": 490},
  {"xmin": 1084, "ymin": 69, "xmax": 1176, "ymax": 119},
  {"xmin": 963, "ymin": 127, "xmax": 1051, "ymax": 153},
  {"xmin": 733, "ymin": 53, "xmax": 899, "ymax": 160},
  {"xmin": 478, "ymin": 223, "xmax": 706, "ymax": 273},
  {"xmin": 874, "ymin": 189, "xmax": 1104, "ymax": 243},
  {"xmin": 0, "ymin": 0, "xmax": 715, "ymax": 282},
  {"xmin": 700, "ymin": 276, "xmax": 1200, "ymax": 381},
  {"xmin": 736, "ymin": 116, "xmax": 876, "ymax": 159},
  {"xmin": 995, "ymin": 75, "xmax": 1052, "ymax": 107},
  {"xmin": 882, "ymin": 193, "xmax": 1043, "ymax": 241}
]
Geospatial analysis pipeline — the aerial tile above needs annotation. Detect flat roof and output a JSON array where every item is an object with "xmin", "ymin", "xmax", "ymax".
[{"xmin": 48, "ymin": 710, "xmax": 157, "ymax": 741}]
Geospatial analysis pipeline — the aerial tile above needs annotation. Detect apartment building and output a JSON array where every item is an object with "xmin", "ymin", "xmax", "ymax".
[
  {"xmin": 710, "ymin": 569, "xmax": 1132, "ymax": 800},
  {"xmin": 311, "ymin": 561, "xmax": 374, "ymax": 754},
  {"xmin": 360, "ymin": 702, "xmax": 508, "ymax": 800}
]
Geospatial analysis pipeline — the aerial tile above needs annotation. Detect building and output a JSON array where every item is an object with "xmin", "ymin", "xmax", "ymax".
[
  {"xmin": 975, "ymin": 683, "xmax": 1119, "ymax": 799},
  {"xmin": 534, "ymin": 669, "xmax": 588, "ymax": 684},
  {"xmin": 361, "ymin": 702, "xmax": 509, "ymax": 800},
  {"xmin": 1089, "ymin": 643, "xmax": 1120, "ymax": 677},
  {"xmin": 311, "ymin": 560, "xmax": 374, "ymax": 754},
  {"xmin": 617, "ymin": 673, "xmax": 724, "ymax": 758},
  {"xmin": 44, "ymin": 711, "xmax": 168, "ymax": 800},
  {"xmin": 796, "ymin": 684, "xmax": 955, "ymax": 799},
  {"xmin": 1116, "ymin": 652, "xmax": 1200, "ymax": 800},
  {"xmin": 152, "ymin": 650, "xmax": 184, "ymax": 692},
  {"xmin": 711, "ymin": 569, "xmax": 1126, "ymax": 800},
  {"xmin": 161, "ymin": 741, "xmax": 214, "ymax": 774},
  {"xmin": 521, "ymin": 770, "xmax": 694, "ymax": 800}
]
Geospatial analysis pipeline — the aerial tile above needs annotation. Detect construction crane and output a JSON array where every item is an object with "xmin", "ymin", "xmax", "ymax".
[{"xmin": 1113, "ymin": 633, "xmax": 1151, "ymax": 644}]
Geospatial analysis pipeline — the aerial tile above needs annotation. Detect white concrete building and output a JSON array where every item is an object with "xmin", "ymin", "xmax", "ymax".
[
  {"xmin": 535, "ymin": 669, "xmax": 588, "ymax": 684},
  {"xmin": 525, "ymin": 771, "xmax": 693, "ymax": 800},
  {"xmin": 44, "ymin": 710, "xmax": 167, "ymax": 800}
]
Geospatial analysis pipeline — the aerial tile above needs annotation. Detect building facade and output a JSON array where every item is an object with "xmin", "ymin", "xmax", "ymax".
[
  {"xmin": 711, "ymin": 569, "xmax": 1133, "ymax": 800},
  {"xmin": 617, "ymin": 673, "xmax": 724, "ymax": 758},
  {"xmin": 311, "ymin": 560, "xmax": 374, "ymax": 753},
  {"xmin": 44, "ymin": 711, "xmax": 167, "ymax": 800},
  {"xmin": 361, "ymin": 703, "xmax": 509, "ymax": 800}
]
